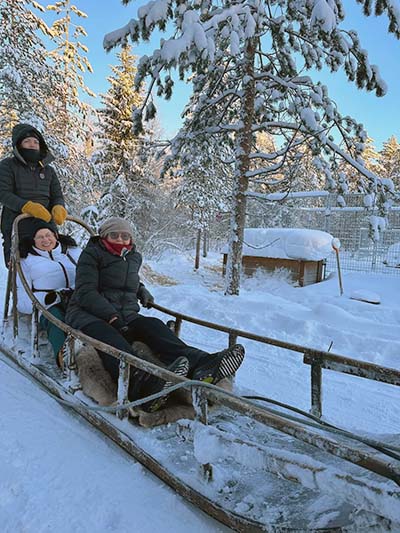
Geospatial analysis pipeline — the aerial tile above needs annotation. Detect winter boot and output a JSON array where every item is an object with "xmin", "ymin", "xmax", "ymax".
[
  {"xmin": 192, "ymin": 344, "xmax": 245, "ymax": 384},
  {"xmin": 141, "ymin": 356, "xmax": 189, "ymax": 413}
]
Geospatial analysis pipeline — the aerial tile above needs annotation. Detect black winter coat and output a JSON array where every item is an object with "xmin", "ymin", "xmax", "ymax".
[
  {"xmin": 0, "ymin": 124, "xmax": 64, "ymax": 259},
  {"xmin": 66, "ymin": 237, "xmax": 143, "ymax": 329}
]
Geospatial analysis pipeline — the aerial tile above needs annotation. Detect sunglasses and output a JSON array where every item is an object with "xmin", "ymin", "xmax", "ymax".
[{"xmin": 108, "ymin": 232, "xmax": 131, "ymax": 241}]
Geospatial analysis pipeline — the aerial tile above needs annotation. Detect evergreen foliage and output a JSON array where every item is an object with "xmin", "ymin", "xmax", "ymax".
[
  {"xmin": 44, "ymin": 0, "xmax": 98, "ymax": 215},
  {"xmin": 0, "ymin": 0, "xmax": 62, "ymax": 151},
  {"xmin": 90, "ymin": 45, "xmax": 161, "ymax": 248},
  {"xmin": 0, "ymin": 0, "xmax": 98, "ymax": 219},
  {"xmin": 379, "ymin": 136, "xmax": 400, "ymax": 187},
  {"xmin": 46, "ymin": 0, "xmax": 95, "ymax": 128},
  {"xmin": 96, "ymin": 45, "xmax": 143, "ymax": 183}
]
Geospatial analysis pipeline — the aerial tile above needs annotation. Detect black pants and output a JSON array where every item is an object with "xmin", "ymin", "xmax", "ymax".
[{"xmin": 81, "ymin": 316, "xmax": 208, "ymax": 400}]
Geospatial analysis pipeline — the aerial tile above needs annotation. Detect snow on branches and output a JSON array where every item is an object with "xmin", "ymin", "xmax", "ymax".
[{"xmin": 105, "ymin": 0, "xmax": 400, "ymax": 293}]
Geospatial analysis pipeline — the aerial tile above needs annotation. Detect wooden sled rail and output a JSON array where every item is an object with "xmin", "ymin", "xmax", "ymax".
[
  {"xmin": 4, "ymin": 215, "xmax": 400, "ymax": 489},
  {"xmin": 150, "ymin": 302, "xmax": 400, "ymax": 418}
]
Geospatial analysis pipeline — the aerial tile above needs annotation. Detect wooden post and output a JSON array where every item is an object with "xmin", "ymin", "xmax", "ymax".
[
  {"xmin": 117, "ymin": 356, "xmax": 130, "ymax": 420},
  {"xmin": 3, "ymin": 263, "xmax": 12, "ymax": 320},
  {"xmin": 31, "ymin": 306, "xmax": 39, "ymax": 359},
  {"xmin": 11, "ymin": 260, "xmax": 18, "ymax": 339},
  {"xmin": 334, "ymin": 248, "xmax": 343, "ymax": 296},
  {"xmin": 192, "ymin": 385, "xmax": 212, "ymax": 481},
  {"xmin": 228, "ymin": 331, "xmax": 237, "ymax": 348},
  {"xmin": 310, "ymin": 355, "xmax": 323, "ymax": 418},
  {"xmin": 194, "ymin": 229, "xmax": 201, "ymax": 270},
  {"xmin": 174, "ymin": 317, "xmax": 182, "ymax": 337}
]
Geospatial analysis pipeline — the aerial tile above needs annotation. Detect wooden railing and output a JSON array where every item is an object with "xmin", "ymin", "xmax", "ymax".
[{"xmin": 151, "ymin": 303, "xmax": 400, "ymax": 419}]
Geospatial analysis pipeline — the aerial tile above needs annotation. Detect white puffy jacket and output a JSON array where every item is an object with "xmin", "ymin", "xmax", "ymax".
[{"xmin": 17, "ymin": 243, "xmax": 81, "ymax": 314}]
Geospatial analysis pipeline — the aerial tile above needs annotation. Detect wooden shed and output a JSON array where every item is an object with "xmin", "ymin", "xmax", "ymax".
[
  {"xmin": 222, "ymin": 228, "xmax": 334, "ymax": 287},
  {"xmin": 222, "ymin": 254, "xmax": 325, "ymax": 286}
]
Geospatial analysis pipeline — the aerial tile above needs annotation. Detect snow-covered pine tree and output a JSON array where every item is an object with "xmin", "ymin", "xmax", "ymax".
[
  {"xmin": 174, "ymin": 135, "xmax": 233, "ymax": 235},
  {"xmin": 0, "ymin": 0, "xmax": 63, "ymax": 152},
  {"xmin": 105, "ymin": 0, "xmax": 400, "ymax": 294},
  {"xmin": 44, "ymin": 0, "xmax": 98, "ymax": 217},
  {"xmin": 96, "ymin": 45, "xmax": 143, "ymax": 185},
  {"xmin": 93, "ymin": 44, "xmax": 158, "ymax": 238},
  {"xmin": 46, "ymin": 0, "xmax": 95, "ymax": 133},
  {"xmin": 379, "ymin": 136, "xmax": 400, "ymax": 188}
]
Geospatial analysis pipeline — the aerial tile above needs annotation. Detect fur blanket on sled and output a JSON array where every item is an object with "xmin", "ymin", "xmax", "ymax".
[{"xmin": 75, "ymin": 342, "xmax": 232, "ymax": 428}]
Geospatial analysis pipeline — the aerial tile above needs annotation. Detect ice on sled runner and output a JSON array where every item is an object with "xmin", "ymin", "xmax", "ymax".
[{"xmin": 1, "ymin": 214, "xmax": 399, "ymax": 532}]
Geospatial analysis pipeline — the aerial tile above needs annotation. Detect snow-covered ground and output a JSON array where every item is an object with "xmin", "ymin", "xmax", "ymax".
[{"xmin": 1, "ymin": 249, "xmax": 399, "ymax": 531}]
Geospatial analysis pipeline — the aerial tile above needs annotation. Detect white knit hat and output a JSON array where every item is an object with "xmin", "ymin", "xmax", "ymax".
[{"xmin": 98, "ymin": 217, "xmax": 134, "ymax": 238}]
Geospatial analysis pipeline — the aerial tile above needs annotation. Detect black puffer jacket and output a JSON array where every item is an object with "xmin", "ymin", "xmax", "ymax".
[
  {"xmin": 0, "ymin": 123, "xmax": 64, "ymax": 259},
  {"xmin": 66, "ymin": 237, "xmax": 143, "ymax": 329}
]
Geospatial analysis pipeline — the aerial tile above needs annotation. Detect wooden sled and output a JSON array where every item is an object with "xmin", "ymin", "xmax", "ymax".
[{"xmin": 1, "ymin": 214, "xmax": 399, "ymax": 532}]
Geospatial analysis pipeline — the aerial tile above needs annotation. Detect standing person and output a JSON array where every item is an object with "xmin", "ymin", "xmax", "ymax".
[
  {"xmin": 66, "ymin": 217, "xmax": 245, "ymax": 413},
  {"xmin": 17, "ymin": 220, "xmax": 80, "ymax": 367},
  {"xmin": 0, "ymin": 123, "xmax": 68, "ymax": 265}
]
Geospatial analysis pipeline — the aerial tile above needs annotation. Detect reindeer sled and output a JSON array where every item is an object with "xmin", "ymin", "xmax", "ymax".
[{"xmin": 1, "ymin": 214, "xmax": 400, "ymax": 532}]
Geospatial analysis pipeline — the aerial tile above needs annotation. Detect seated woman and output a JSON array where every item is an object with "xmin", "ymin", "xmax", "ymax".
[
  {"xmin": 66, "ymin": 217, "xmax": 245, "ymax": 413},
  {"xmin": 17, "ymin": 219, "xmax": 81, "ymax": 366}
]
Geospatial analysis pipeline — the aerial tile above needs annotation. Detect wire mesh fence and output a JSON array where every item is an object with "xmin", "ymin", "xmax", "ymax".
[{"xmin": 246, "ymin": 192, "xmax": 400, "ymax": 276}]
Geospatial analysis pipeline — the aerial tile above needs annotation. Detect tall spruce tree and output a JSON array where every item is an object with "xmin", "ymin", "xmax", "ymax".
[
  {"xmin": 96, "ymin": 45, "xmax": 143, "ymax": 183},
  {"xmin": 44, "ymin": 0, "xmax": 98, "ymax": 214},
  {"xmin": 0, "ymin": 0, "xmax": 63, "ymax": 151},
  {"xmin": 46, "ymin": 0, "xmax": 95, "ymax": 133},
  {"xmin": 174, "ymin": 136, "xmax": 233, "ymax": 232},
  {"xmin": 105, "ymin": 0, "xmax": 400, "ymax": 294},
  {"xmin": 94, "ymin": 45, "xmax": 157, "ymax": 237}
]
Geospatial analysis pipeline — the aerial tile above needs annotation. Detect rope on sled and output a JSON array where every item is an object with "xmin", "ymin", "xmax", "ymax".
[{"xmin": 243, "ymin": 394, "xmax": 400, "ymax": 460}]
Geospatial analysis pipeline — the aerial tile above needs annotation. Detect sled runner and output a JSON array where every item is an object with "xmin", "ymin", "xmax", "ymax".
[{"xmin": 1, "ymin": 214, "xmax": 399, "ymax": 532}]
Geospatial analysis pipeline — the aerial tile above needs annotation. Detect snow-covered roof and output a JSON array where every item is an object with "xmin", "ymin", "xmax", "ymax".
[{"xmin": 223, "ymin": 228, "xmax": 337, "ymax": 261}]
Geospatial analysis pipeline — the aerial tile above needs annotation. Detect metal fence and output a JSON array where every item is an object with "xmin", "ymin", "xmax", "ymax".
[{"xmin": 247, "ymin": 192, "xmax": 400, "ymax": 276}]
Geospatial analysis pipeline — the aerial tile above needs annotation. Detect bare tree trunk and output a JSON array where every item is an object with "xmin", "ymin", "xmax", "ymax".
[
  {"xmin": 225, "ymin": 39, "xmax": 256, "ymax": 295},
  {"xmin": 194, "ymin": 229, "xmax": 201, "ymax": 270},
  {"xmin": 202, "ymin": 229, "xmax": 208, "ymax": 258}
]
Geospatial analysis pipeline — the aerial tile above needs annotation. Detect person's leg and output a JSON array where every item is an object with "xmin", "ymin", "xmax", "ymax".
[
  {"xmin": 125, "ymin": 315, "xmax": 246, "ymax": 384},
  {"xmin": 126, "ymin": 315, "xmax": 208, "ymax": 369},
  {"xmin": 81, "ymin": 320, "xmax": 139, "ymax": 387},
  {"xmin": 40, "ymin": 304, "xmax": 66, "ymax": 363},
  {"xmin": 80, "ymin": 320, "xmax": 187, "ymax": 409}
]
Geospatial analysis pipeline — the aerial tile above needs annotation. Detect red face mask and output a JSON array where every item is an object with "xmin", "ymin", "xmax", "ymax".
[{"xmin": 101, "ymin": 238, "xmax": 133, "ymax": 257}]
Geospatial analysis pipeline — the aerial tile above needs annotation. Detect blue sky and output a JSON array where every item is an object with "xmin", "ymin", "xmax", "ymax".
[{"xmin": 45, "ymin": 1, "xmax": 400, "ymax": 148}]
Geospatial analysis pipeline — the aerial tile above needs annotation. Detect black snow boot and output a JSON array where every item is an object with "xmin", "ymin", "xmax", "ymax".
[
  {"xmin": 141, "ymin": 356, "xmax": 190, "ymax": 413},
  {"xmin": 192, "ymin": 344, "xmax": 245, "ymax": 384}
]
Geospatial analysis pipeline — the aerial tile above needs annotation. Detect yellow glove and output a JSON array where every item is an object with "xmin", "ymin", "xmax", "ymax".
[
  {"xmin": 51, "ymin": 205, "xmax": 67, "ymax": 225},
  {"xmin": 21, "ymin": 201, "xmax": 51, "ymax": 222}
]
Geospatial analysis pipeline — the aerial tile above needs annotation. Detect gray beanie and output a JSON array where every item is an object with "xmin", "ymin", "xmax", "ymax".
[{"xmin": 99, "ymin": 217, "xmax": 134, "ymax": 238}]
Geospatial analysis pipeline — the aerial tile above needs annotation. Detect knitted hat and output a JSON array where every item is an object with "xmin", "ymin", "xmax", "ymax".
[
  {"xmin": 29, "ymin": 219, "xmax": 58, "ymax": 240},
  {"xmin": 98, "ymin": 217, "xmax": 134, "ymax": 239},
  {"xmin": 18, "ymin": 220, "xmax": 58, "ymax": 258}
]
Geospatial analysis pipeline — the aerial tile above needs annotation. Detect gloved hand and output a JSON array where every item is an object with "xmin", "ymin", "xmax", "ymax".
[
  {"xmin": 138, "ymin": 285, "xmax": 154, "ymax": 308},
  {"xmin": 109, "ymin": 316, "xmax": 129, "ymax": 334},
  {"xmin": 44, "ymin": 291, "xmax": 57, "ymax": 305},
  {"xmin": 21, "ymin": 201, "xmax": 51, "ymax": 222},
  {"xmin": 52, "ymin": 205, "xmax": 67, "ymax": 225}
]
